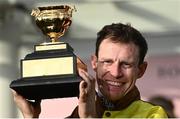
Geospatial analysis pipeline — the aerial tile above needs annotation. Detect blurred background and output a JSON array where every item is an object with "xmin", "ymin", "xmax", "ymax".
[{"xmin": 0, "ymin": 0, "xmax": 179, "ymax": 118}]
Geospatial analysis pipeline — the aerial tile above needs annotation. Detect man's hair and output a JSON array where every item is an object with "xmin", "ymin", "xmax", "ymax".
[{"xmin": 95, "ymin": 23, "xmax": 148, "ymax": 65}]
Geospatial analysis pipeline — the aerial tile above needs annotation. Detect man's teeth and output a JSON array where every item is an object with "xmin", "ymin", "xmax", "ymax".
[{"xmin": 107, "ymin": 81, "xmax": 122, "ymax": 86}]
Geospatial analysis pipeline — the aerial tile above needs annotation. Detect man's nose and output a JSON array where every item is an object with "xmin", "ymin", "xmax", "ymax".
[{"xmin": 108, "ymin": 62, "xmax": 123, "ymax": 78}]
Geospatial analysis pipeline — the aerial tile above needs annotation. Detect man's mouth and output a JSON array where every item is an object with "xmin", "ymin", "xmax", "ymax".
[{"xmin": 106, "ymin": 81, "xmax": 123, "ymax": 87}]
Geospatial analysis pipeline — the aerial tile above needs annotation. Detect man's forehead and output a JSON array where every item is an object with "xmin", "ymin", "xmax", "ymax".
[
  {"xmin": 98, "ymin": 39, "xmax": 140, "ymax": 61},
  {"xmin": 99, "ymin": 38, "xmax": 139, "ymax": 52}
]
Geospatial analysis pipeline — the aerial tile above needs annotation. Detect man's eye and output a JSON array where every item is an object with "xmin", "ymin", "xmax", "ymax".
[
  {"xmin": 100, "ymin": 60, "xmax": 113, "ymax": 65},
  {"xmin": 122, "ymin": 63, "xmax": 132, "ymax": 68}
]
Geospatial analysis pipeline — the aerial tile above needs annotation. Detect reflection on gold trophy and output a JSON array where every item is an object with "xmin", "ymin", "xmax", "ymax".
[
  {"xmin": 10, "ymin": 5, "xmax": 86, "ymax": 99},
  {"xmin": 31, "ymin": 5, "xmax": 73, "ymax": 42}
]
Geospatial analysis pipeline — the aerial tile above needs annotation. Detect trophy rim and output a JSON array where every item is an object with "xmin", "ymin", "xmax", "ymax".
[{"xmin": 38, "ymin": 5, "xmax": 71, "ymax": 11}]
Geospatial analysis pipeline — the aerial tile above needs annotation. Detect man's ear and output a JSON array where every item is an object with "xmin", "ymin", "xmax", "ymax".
[
  {"xmin": 91, "ymin": 55, "xmax": 98, "ymax": 71},
  {"xmin": 138, "ymin": 61, "xmax": 148, "ymax": 79}
]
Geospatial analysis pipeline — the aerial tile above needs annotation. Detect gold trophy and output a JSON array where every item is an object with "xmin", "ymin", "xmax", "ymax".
[{"xmin": 10, "ymin": 5, "xmax": 86, "ymax": 99}]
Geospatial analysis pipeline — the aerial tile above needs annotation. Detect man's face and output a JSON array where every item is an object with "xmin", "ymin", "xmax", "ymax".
[{"xmin": 91, "ymin": 38, "xmax": 147, "ymax": 102}]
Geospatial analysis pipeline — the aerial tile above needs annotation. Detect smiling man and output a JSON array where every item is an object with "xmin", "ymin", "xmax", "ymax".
[
  {"xmin": 74, "ymin": 23, "xmax": 168, "ymax": 118},
  {"xmin": 12, "ymin": 23, "xmax": 168, "ymax": 118}
]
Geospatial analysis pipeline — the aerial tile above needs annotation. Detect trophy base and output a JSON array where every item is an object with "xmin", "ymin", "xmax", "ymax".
[{"xmin": 10, "ymin": 75, "xmax": 81, "ymax": 100}]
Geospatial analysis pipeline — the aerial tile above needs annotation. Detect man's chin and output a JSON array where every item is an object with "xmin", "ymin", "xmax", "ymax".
[{"xmin": 107, "ymin": 94, "xmax": 124, "ymax": 102}]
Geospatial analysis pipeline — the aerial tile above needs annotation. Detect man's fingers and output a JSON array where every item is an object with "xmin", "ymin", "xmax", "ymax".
[
  {"xmin": 11, "ymin": 89, "xmax": 25, "ymax": 103},
  {"xmin": 78, "ymin": 70, "xmax": 97, "ymax": 118},
  {"xmin": 78, "ymin": 69, "xmax": 96, "ymax": 103},
  {"xmin": 11, "ymin": 89, "xmax": 41, "ymax": 118},
  {"xmin": 79, "ymin": 70, "xmax": 91, "ymax": 88},
  {"xmin": 79, "ymin": 69, "xmax": 95, "ymax": 85}
]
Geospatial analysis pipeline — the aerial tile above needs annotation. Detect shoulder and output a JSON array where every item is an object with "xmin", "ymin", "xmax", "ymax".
[
  {"xmin": 102, "ymin": 100, "xmax": 168, "ymax": 118},
  {"xmin": 128, "ymin": 100, "xmax": 168, "ymax": 118}
]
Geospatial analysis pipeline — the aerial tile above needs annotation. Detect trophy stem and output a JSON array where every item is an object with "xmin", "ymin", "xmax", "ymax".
[
  {"xmin": 48, "ymin": 32, "xmax": 63, "ymax": 42},
  {"xmin": 51, "ymin": 38, "xmax": 57, "ymax": 42}
]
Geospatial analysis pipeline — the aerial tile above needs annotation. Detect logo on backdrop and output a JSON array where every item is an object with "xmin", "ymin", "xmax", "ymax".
[{"xmin": 157, "ymin": 65, "xmax": 180, "ymax": 79}]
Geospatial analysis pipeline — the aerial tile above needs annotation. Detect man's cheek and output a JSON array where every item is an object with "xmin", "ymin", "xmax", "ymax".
[{"xmin": 98, "ymin": 67, "xmax": 106, "ymax": 77}]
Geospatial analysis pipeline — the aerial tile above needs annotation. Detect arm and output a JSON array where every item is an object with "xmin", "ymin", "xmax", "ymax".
[{"xmin": 11, "ymin": 89, "xmax": 41, "ymax": 118}]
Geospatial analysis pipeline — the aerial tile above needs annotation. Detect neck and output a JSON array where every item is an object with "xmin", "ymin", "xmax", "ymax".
[{"xmin": 97, "ymin": 86, "xmax": 140, "ymax": 110}]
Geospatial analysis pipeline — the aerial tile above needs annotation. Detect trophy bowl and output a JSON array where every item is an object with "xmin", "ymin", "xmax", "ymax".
[{"xmin": 31, "ymin": 5, "xmax": 76, "ymax": 42}]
